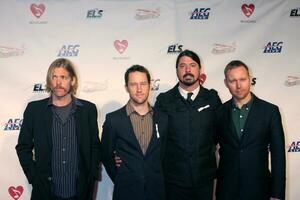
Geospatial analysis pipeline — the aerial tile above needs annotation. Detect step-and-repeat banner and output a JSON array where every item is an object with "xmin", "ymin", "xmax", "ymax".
[{"xmin": 0, "ymin": 0, "xmax": 299, "ymax": 199}]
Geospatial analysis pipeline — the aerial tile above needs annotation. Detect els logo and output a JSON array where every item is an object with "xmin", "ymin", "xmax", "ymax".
[
  {"xmin": 241, "ymin": 4, "xmax": 255, "ymax": 18},
  {"xmin": 8, "ymin": 186, "xmax": 24, "ymax": 200},
  {"xmin": 263, "ymin": 42, "xmax": 283, "ymax": 53},
  {"xmin": 290, "ymin": 8, "xmax": 300, "ymax": 17},
  {"xmin": 58, "ymin": 44, "xmax": 80, "ymax": 57},
  {"xmin": 87, "ymin": 9, "xmax": 103, "ymax": 18},
  {"xmin": 3, "ymin": 118, "xmax": 23, "ymax": 131},
  {"xmin": 288, "ymin": 141, "xmax": 300, "ymax": 152},
  {"xmin": 167, "ymin": 43, "xmax": 183, "ymax": 53},
  {"xmin": 33, "ymin": 83, "xmax": 46, "ymax": 92},
  {"xmin": 190, "ymin": 8, "xmax": 210, "ymax": 20},
  {"xmin": 30, "ymin": 3, "xmax": 46, "ymax": 18}
]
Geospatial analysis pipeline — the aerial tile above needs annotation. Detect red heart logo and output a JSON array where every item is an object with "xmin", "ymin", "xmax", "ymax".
[
  {"xmin": 114, "ymin": 40, "xmax": 128, "ymax": 54},
  {"xmin": 241, "ymin": 4, "xmax": 255, "ymax": 18},
  {"xmin": 8, "ymin": 186, "xmax": 24, "ymax": 200},
  {"xmin": 199, "ymin": 73, "xmax": 207, "ymax": 85},
  {"xmin": 30, "ymin": 3, "xmax": 46, "ymax": 18}
]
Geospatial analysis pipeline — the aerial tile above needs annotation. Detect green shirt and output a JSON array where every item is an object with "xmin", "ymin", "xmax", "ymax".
[{"xmin": 231, "ymin": 96, "xmax": 253, "ymax": 139}]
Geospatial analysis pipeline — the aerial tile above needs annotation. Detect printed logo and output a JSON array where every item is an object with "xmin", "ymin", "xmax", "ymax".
[
  {"xmin": 0, "ymin": 45, "xmax": 24, "ymax": 58},
  {"xmin": 87, "ymin": 9, "xmax": 103, "ymax": 18},
  {"xmin": 151, "ymin": 79, "xmax": 160, "ymax": 91},
  {"xmin": 212, "ymin": 42, "xmax": 236, "ymax": 54},
  {"xmin": 288, "ymin": 141, "xmax": 300, "ymax": 152},
  {"xmin": 167, "ymin": 43, "xmax": 183, "ymax": 54},
  {"xmin": 190, "ymin": 8, "xmax": 210, "ymax": 20},
  {"xmin": 30, "ymin": 3, "xmax": 45, "ymax": 18},
  {"xmin": 114, "ymin": 40, "xmax": 128, "ymax": 54},
  {"xmin": 33, "ymin": 83, "xmax": 46, "ymax": 92},
  {"xmin": 241, "ymin": 4, "xmax": 255, "ymax": 18},
  {"xmin": 135, "ymin": 8, "xmax": 160, "ymax": 20},
  {"xmin": 8, "ymin": 186, "xmax": 24, "ymax": 200},
  {"xmin": 263, "ymin": 42, "xmax": 283, "ymax": 53},
  {"xmin": 58, "ymin": 44, "xmax": 80, "ymax": 57},
  {"xmin": 290, "ymin": 8, "xmax": 300, "ymax": 17},
  {"xmin": 284, "ymin": 76, "xmax": 300, "ymax": 87},
  {"xmin": 82, "ymin": 81, "xmax": 108, "ymax": 93},
  {"xmin": 251, "ymin": 77, "xmax": 257, "ymax": 86},
  {"xmin": 2, "ymin": 118, "xmax": 23, "ymax": 131},
  {"xmin": 199, "ymin": 73, "xmax": 207, "ymax": 85}
]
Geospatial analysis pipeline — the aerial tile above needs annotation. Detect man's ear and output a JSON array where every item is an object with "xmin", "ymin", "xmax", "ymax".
[{"xmin": 224, "ymin": 79, "xmax": 228, "ymax": 88}]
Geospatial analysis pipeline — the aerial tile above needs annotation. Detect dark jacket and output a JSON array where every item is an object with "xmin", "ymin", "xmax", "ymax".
[
  {"xmin": 216, "ymin": 94, "xmax": 286, "ymax": 200},
  {"xmin": 101, "ymin": 106, "xmax": 168, "ymax": 200},
  {"xmin": 154, "ymin": 84, "xmax": 222, "ymax": 187},
  {"xmin": 15, "ymin": 97, "xmax": 101, "ymax": 200}
]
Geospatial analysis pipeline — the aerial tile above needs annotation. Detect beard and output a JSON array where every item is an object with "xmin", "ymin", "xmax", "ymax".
[{"xmin": 179, "ymin": 73, "xmax": 199, "ymax": 86}]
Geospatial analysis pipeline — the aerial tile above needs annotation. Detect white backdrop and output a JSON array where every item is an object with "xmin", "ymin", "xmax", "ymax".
[{"xmin": 0, "ymin": 0, "xmax": 299, "ymax": 199}]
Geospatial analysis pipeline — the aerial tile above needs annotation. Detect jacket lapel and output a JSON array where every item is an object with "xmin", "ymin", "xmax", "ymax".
[
  {"xmin": 144, "ymin": 111, "xmax": 159, "ymax": 156},
  {"xmin": 225, "ymin": 100, "xmax": 240, "ymax": 144},
  {"xmin": 119, "ymin": 107, "xmax": 144, "ymax": 155},
  {"xmin": 45, "ymin": 100, "xmax": 53, "ymax": 151}
]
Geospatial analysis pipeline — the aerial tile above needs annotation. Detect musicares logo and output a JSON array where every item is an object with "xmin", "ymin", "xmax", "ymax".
[
  {"xmin": 241, "ymin": 4, "xmax": 255, "ymax": 18},
  {"xmin": 30, "ymin": 3, "xmax": 46, "ymax": 18},
  {"xmin": 8, "ymin": 186, "xmax": 23, "ymax": 200},
  {"xmin": 114, "ymin": 40, "xmax": 128, "ymax": 54}
]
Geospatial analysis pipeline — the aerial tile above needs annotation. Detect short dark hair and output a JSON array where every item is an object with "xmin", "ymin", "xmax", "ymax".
[
  {"xmin": 124, "ymin": 65, "xmax": 151, "ymax": 86},
  {"xmin": 176, "ymin": 49, "xmax": 201, "ymax": 69},
  {"xmin": 224, "ymin": 60, "xmax": 249, "ymax": 78}
]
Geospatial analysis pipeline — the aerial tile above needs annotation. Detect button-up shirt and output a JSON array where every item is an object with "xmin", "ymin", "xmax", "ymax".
[
  {"xmin": 231, "ymin": 96, "xmax": 253, "ymax": 139},
  {"xmin": 48, "ymin": 97, "xmax": 81, "ymax": 198},
  {"xmin": 126, "ymin": 102, "xmax": 153, "ymax": 154}
]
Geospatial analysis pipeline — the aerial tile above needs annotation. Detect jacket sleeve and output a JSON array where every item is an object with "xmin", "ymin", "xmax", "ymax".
[
  {"xmin": 101, "ymin": 114, "xmax": 117, "ymax": 183},
  {"xmin": 89, "ymin": 103, "xmax": 101, "ymax": 180},
  {"xmin": 270, "ymin": 106, "xmax": 286, "ymax": 199},
  {"xmin": 15, "ymin": 103, "xmax": 36, "ymax": 184}
]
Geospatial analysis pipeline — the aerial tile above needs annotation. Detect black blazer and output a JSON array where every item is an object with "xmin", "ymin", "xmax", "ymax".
[
  {"xmin": 216, "ymin": 94, "xmax": 286, "ymax": 200},
  {"xmin": 15, "ymin": 97, "xmax": 101, "ymax": 200},
  {"xmin": 155, "ymin": 84, "xmax": 222, "ymax": 187},
  {"xmin": 101, "ymin": 106, "xmax": 168, "ymax": 200}
]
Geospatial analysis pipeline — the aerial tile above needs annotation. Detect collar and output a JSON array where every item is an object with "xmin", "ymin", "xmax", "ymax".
[
  {"xmin": 231, "ymin": 93, "xmax": 253, "ymax": 109},
  {"xmin": 178, "ymin": 85, "xmax": 200, "ymax": 101},
  {"xmin": 47, "ymin": 95, "xmax": 83, "ymax": 107},
  {"xmin": 125, "ymin": 101, "xmax": 153, "ymax": 116}
]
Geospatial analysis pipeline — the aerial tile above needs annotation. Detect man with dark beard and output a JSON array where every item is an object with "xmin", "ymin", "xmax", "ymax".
[{"xmin": 155, "ymin": 49, "xmax": 222, "ymax": 200}]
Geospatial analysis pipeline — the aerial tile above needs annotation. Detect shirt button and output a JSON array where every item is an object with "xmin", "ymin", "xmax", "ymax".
[
  {"xmin": 62, "ymin": 148, "xmax": 66, "ymax": 152},
  {"xmin": 240, "ymin": 115, "xmax": 243, "ymax": 118},
  {"xmin": 241, "ymin": 129, "xmax": 244, "ymax": 132},
  {"xmin": 47, "ymin": 176, "xmax": 52, "ymax": 181},
  {"xmin": 246, "ymin": 108, "xmax": 249, "ymax": 110},
  {"xmin": 62, "ymin": 161, "xmax": 66, "ymax": 164}
]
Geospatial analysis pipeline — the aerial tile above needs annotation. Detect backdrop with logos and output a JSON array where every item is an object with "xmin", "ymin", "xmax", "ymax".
[{"xmin": 0, "ymin": 0, "xmax": 299, "ymax": 199}]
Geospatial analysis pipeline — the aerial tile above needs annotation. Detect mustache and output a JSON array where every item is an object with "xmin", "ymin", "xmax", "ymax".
[
  {"xmin": 183, "ymin": 73, "xmax": 194, "ymax": 78},
  {"xmin": 53, "ymin": 86, "xmax": 66, "ymax": 90}
]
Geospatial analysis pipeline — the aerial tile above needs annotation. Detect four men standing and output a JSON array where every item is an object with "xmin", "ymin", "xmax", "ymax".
[{"xmin": 16, "ymin": 54, "xmax": 286, "ymax": 200}]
